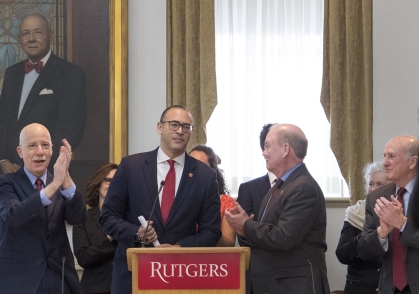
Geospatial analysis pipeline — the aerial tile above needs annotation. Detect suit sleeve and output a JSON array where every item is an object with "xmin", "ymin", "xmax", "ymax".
[
  {"xmin": 358, "ymin": 194, "xmax": 387, "ymax": 261},
  {"xmin": 177, "ymin": 171, "xmax": 222, "ymax": 247},
  {"xmin": 237, "ymin": 183, "xmax": 253, "ymax": 247},
  {"xmin": 237, "ymin": 183, "xmax": 254, "ymax": 217},
  {"xmin": 63, "ymin": 189, "xmax": 87, "ymax": 225},
  {"xmin": 99, "ymin": 158, "xmax": 140, "ymax": 246},
  {"xmin": 0, "ymin": 175, "xmax": 45, "ymax": 228},
  {"xmin": 73, "ymin": 221, "xmax": 116, "ymax": 268},
  {"xmin": 243, "ymin": 182, "xmax": 322, "ymax": 251},
  {"xmin": 336, "ymin": 221, "xmax": 362, "ymax": 265},
  {"xmin": 51, "ymin": 65, "xmax": 86, "ymax": 152}
]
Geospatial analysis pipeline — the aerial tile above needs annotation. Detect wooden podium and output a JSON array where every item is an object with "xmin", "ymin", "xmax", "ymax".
[{"xmin": 127, "ymin": 247, "xmax": 250, "ymax": 294}]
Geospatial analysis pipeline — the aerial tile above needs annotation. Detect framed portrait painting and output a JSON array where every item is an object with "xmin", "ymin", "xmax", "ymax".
[{"xmin": 0, "ymin": 0, "xmax": 128, "ymax": 193}]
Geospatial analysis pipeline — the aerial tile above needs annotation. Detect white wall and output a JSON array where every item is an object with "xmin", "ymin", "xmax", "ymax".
[
  {"xmin": 373, "ymin": 0, "xmax": 419, "ymax": 160},
  {"xmin": 128, "ymin": 0, "xmax": 166, "ymax": 155}
]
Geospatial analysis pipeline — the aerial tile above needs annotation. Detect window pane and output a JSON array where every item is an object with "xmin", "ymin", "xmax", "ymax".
[{"xmin": 207, "ymin": 0, "xmax": 349, "ymax": 198}]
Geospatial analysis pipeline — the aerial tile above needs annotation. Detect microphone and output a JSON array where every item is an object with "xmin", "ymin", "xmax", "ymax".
[
  {"xmin": 140, "ymin": 180, "xmax": 165, "ymax": 247},
  {"xmin": 62, "ymin": 256, "xmax": 66, "ymax": 294}
]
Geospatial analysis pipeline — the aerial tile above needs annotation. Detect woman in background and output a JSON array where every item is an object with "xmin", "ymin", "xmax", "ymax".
[
  {"xmin": 73, "ymin": 163, "xmax": 118, "ymax": 294},
  {"xmin": 336, "ymin": 162, "xmax": 390, "ymax": 294},
  {"xmin": 189, "ymin": 145, "xmax": 236, "ymax": 247}
]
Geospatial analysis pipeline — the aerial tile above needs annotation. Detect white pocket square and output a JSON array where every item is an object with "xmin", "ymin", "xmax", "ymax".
[{"xmin": 39, "ymin": 88, "xmax": 53, "ymax": 95}]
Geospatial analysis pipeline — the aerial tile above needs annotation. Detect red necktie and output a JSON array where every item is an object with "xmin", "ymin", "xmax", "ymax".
[
  {"xmin": 35, "ymin": 178, "xmax": 44, "ymax": 191},
  {"xmin": 161, "ymin": 159, "xmax": 175, "ymax": 225},
  {"xmin": 25, "ymin": 60, "xmax": 43, "ymax": 73},
  {"xmin": 259, "ymin": 178, "xmax": 284, "ymax": 222},
  {"xmin": 392, "ymin": 187, "xmax": 408, "ymax": 291}
]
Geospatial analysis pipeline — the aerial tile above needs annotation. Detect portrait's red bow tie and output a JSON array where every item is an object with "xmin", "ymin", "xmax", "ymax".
[{"xmin": 24, "ymin": 60, "xmax": 43, "ymax": 73}]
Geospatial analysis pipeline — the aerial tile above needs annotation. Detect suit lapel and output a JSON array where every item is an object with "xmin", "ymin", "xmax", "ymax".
[
  {"xmin": 142, "ymin": 149, "xmax": 162, "ymax": 226},
  {"xmin": 90, "ymin": 206, "xmax": 105, "ymax": 233},
  {"xmin": 15, "ymin": 166, "xmax": 48, "ymax": 226},
  {"xmin": 260, "ymin": 164, "xmax": 307, "ymax": 223},
  {"xmin": 8, "ymin": 64, "xmax": 26, "ymax": 120},
  {"xmin": 257, "ymin": 184, "xmax": 276, "ymax": 222},
  {"xmin": 46, "ymin": 171, "xmax": 56, "ymax": 219},
  {"xmin": 18, "ymin": 54, "xmax": 60, "ymax": 122},
  {"xmin": 164, "ymin": 153, "xmax": 197, "ymax": 227},
  {"xmin": 15, "ymin": 166, "xmax": 36, "ymax": 200}
]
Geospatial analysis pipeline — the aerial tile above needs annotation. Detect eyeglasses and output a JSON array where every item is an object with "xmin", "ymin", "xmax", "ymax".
[
  {"xmin": 104, "ymin": 178, "xmax": 113, "ymax": 184},
  {"xmin": 161, "ymin": 121, "xmax": 193, "ymax": 134},
  {"xmin": 19, "ymin": 31, "xmax": 47, "ymax": 40},
  {"xmin": 22, "ymin": 142, "xmax": 52, "ymax": 151}
]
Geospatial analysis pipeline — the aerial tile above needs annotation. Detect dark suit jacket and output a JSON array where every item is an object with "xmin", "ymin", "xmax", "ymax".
[
  {"xmin": 358, "ymin": 183, "xmax": 419, "ymax": 294},
  {"xmin": 242, "ymin": 164, "xmax": 330, "ymax": 294},
  {"xmin": 237, "ymin": 173, "xmax": 271, "ymax": 223},
  {"xmin": 237, "ymin": 173, "xmax": 271, "ymax": 294},
  {"xmin": 100, "ymin": 148, "xmax": 222, "ymax": 294},
  {"xmin": 73, "ymin": 205, "xmax": 117, "ymax": 294},
  {"xmin": 336, "ymin": 221, "xmax": 380, "ymax": 294},
  {"xmin": 0, "ymin": 53, "xmax": 86, "ymax": 168},
  {"xmin": 0, "ymin": 166, "xmax": 87, "ymax": 294}
]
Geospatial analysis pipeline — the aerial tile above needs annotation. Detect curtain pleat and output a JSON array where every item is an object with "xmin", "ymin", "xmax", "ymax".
[
  {"xmin": 167, "ymin": 0, "xmax": 217, "ymax": 150},
  {"xmin": 321, "ymin": 0, "xmax": 373, "ymax": 205}
]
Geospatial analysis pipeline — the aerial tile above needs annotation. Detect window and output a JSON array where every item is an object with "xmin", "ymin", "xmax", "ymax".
[{"xmin": 206, "ymin": 0, "xmax": 349, "ymax": 198}]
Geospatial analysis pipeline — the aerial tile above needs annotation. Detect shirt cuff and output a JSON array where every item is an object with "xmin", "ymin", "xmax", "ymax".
[
  {"xmin": 40, "ymin": 190, "xmax": 52, "ymax": 207},
  {"xmin": 400, "ymin": 219, "xmax": 407, "ymax": 232},
  {"xmin": 378, "ymin": 235, "xmax": 388, "ymax": 251},
  {"xmin": 60, "ymin": 184, "xmax": 76, "ymax": 201}
]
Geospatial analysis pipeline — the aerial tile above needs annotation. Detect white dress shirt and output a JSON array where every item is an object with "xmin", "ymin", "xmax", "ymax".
[
  {"xmin": 157, "ymin": 147, "xmax": 185, "ymax": 206},
  {"xmin": 268, "ymin": 171, "xmax": 278, "ymax": 187},
  {"xmin": 18, "ymin": 50, "xmax": 52, "ymax": 119}
]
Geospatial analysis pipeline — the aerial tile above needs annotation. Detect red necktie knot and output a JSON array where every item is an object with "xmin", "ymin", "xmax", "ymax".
[
  {"xmin": 35, "ymin": 178, "xmax": 44, "ymax": 191},
  {"xmin": 25, "ymin": 60, "xmax": 43, "ymax": 73}
]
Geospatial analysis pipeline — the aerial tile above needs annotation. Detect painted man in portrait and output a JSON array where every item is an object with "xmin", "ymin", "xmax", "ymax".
[{"xmin": 0, "ymin": 13, "xmax": 86, "ymax": 170}]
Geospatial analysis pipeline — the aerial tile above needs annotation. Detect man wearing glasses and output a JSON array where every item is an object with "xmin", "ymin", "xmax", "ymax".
[
  {"xmin": 100, "ymin": 105, "xmax": 222, "ymax": 294},
  {"xmin": 0, "ymin": 123, "xmax": 87, "ymax": 293},
  {"xmin": 0, "ymin": 13, "xmax": 86, "ymax": 171}
]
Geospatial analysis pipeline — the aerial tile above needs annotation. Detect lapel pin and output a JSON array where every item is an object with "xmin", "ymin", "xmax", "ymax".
[
  {"xmin": 189, "ymin": 173, "xmax": 193, "ymax": 177},
  {"xmin": 280, "ymin": 190, "xmax": 283, "ymax": 194}
]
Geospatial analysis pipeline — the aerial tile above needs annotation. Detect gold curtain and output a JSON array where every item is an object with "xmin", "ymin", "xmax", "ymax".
[
  {"xmin": 321, "ymin": 0, "xmax": 373, "ymax": 205},
  {"xmin": 166, "ymin": 0, "xmax": 217, "ymax": 150}
]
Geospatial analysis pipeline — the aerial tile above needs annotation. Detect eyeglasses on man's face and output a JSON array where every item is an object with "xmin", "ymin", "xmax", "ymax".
[
  {"xmin": 19, "ymin": 30, "xmax": 47, "ymax": 40},
  {"xmin": 161, "ymin": 121, "xmax": 193, "ymax": 134},
  {"xmin": 22, "ymin": 142, "xmax": 52, "ymax": 151}
]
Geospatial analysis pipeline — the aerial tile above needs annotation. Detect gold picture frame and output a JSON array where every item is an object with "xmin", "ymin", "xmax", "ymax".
[{"xmin": 109, "ymin": 0, "xmax": 128, "ymax": 164}]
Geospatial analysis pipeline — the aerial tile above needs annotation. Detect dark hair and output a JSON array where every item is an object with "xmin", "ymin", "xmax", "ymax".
[
  {"xmin": 277, "ymin": 130, "xmax": 308, "ymax": 159},
  {"xmin": 189, "ymin": 145, "xmax": 229, "ymax": 195},
  {"xmin": 260, "ymin": 123, "xmax": 275, "ymax": 151},
  {"xmin": 85, "ymin": 163, "xmax": 118, "ymax": 207},
  {"xmin": 160, "ymin": 105, "xmax": 193, "ymax": 124}
]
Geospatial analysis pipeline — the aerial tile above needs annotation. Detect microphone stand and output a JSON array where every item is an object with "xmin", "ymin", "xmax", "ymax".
[{"xmin": 141, "ymin": 180, "xmax": 165, "ymax": 247}]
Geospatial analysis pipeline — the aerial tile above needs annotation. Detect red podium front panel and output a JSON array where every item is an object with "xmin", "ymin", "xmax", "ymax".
[{"xmin": 137, "ymin": 253, "xmax": 240, "ymax": 290}]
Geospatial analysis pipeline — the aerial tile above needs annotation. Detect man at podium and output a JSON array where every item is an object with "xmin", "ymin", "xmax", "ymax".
[{"xmin": 100, "ymin": 105, "xmax": 222, "ymax": 294}]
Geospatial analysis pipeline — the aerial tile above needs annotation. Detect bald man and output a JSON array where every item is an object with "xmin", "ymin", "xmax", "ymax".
[
  {"xmin": 359, "ymin": 136, "xmax": 419, "ymax": 294},
  {"xmin": 0, "ymin": 123, "xmax": 86, "ymax": 293},
  {"xmin": 0, "ymin": 13, "xmax": 86, "ymax": 170},
  {"xmin": 225, "ymin": 124, "xmax": 330, "ymax": 294}
]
